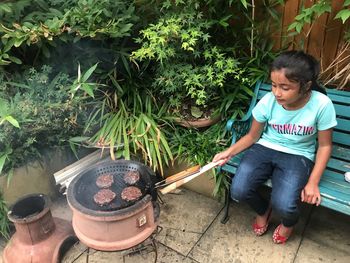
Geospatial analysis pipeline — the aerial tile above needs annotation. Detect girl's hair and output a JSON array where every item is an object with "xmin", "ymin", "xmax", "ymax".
[{"xmin": 270, "ymin": 50, "xmax": 326, "ymax": 95}]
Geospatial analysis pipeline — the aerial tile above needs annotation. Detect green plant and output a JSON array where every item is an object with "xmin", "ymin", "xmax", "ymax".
[
  {"xmin": 0, "ymin": 65, "xmax": 94, "ymax": 176},
  {"xmin": 0, "ymin": 0, "xmax": 138, "ymax": 65},
  {"xmin": 168, "ymin": 122, "xmax": 230, "ymax": 196},
  {"xmin": 70, "ymin": 72, "xmax": 174, "ymax": 176},
  {"xmin": 288, "ymin": 0, "xmax": 350, "ymax": 34},
  {"xmin": 0, "ymin": 192, "xmax": 10, "ymax": 240},
  {"xmin": 131, "ymin": 11, "xmax": 241, "ymax": 110}
]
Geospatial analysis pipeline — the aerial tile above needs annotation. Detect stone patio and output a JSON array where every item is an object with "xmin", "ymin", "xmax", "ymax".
[{"xmin": 1, "ymin": 188, "xmax": 350, "ymax": 263}]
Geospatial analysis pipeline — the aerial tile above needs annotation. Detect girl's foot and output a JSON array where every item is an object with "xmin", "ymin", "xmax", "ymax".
[
  {"xmin": 272, "ymin": 224, "xmax": 293, "ymax": 244},
  {"xmin": 252, "ymin": 207, "xmax": 272, "ymax": 236}
]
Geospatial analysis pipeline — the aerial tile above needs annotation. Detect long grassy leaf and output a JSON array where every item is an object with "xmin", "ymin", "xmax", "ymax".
[
  {"xmin": 84, "ymin": 108, "xmax": 101, "ymax": 134},
  {"xmin": 140, "ymin": 115, "xmax": 152, "ymax": 165},
  {"xmin": 0, "ymin": 153, "xmax": 7, "ymax": 175},
  {"xmin": 122, "ymin": 119, "xmax": 130, "ymax": 160}
]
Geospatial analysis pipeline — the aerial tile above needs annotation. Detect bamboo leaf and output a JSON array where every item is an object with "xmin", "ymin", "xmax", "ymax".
[
  {"xmin": 240, "ymin": 0, "xmax": 248, "ymax": 9},
  {"xmin": 81, "ymin": 83, "xmax": 95, "ymax": 98},
  {"xmin": 122, "ymin": 120, "xmax": 130, "ymax": 160},
  {"xmin": 81, "ymin": 63, "xmax": 98, "ymax": 82},
  {"xmin": 0, "ymin": 153, "xmax": 8, "ymax": 175},
  {"xmin": 4, "ymin": 116, "xmax": 20, "ymax": 128},
  {"xmin": 8, "ymin": 56, "xmax": 22, "ymax": 64},
  {"xmin": 69, "ymin": 136, "xmax": 90, "ymax": 143},
  {"xmin": 6, "ymin": 169, "xmax": 13, "ymax": 187},
  {"xmin": 69, "ymin": 141, "xmax": 79, "ymax": 159}
]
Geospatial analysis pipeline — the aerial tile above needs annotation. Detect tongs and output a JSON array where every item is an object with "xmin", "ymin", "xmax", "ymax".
[{"xmin": 155, "ymin": 162, "xmax": 220, "ymax": 195}]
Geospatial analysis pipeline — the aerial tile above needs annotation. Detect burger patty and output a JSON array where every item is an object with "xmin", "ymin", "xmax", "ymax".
[
  {"xmin": 121, "ymin": 186, "xmax": 142, "ymax": 202},
  {"xmin": 123, "ymin": 170, "xmax": 140, "ymax": 185},
  {"xmin": 96, "ymin": 174, "xmax": 114, "ymax": 188},
  {"xmin": 93, "ymin": 189, "xmax": 116, "ymax": 206}
]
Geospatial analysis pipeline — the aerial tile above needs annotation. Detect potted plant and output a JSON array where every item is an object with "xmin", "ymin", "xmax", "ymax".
[{"xmin": 131, "ymin": 10, "xmax": 243, "ymax": 127}]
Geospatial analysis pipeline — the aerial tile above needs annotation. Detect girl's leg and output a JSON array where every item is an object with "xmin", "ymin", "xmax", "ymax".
[
  {"xmin": 270, "ymin": 152, "xmax": 314, "ymax": 233},
  {"xmin": 231, "ymin": 144, "xmax": 273, "ymax": 215}
]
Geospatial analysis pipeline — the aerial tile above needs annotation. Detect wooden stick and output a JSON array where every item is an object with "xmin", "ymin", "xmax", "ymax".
[
  {"xmin": 155, "ymin": 165, "xmax": 200, "ymax": 186},
  {"xmin": 160, "ymin": 162, "xmax": 219, "ymax": 195}
]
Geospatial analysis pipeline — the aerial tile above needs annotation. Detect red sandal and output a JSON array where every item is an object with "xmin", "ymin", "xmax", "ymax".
[
  {"xmin": 272, "ymin": 224, "xmax": 292, "ymax": 244},
  {"xmin": 252, "ymin": 208, "xmax": 272, "ymax": 236}
]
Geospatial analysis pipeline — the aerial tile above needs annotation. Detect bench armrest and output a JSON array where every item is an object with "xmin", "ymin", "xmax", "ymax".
[
  {"xmin": 225, "ymin": 115, "xmax": 252, "ymax": 145},
  {"xmin": 225, "ymin": 81, "xmax": 263, "ymax": 145}
]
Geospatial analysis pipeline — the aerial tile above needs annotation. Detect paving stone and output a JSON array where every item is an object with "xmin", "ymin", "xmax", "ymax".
[
  {"xmin": 124, "ymin": 242, "xmax": 198, "ymax": 263},
  {"xmin": 61, "ymin": 241, "xmax": 88, "ymax": 263},
  {"xmin": 71, "ymin": 241, "xmax": 198, "ymax": 263},
  {"xmin": 294, "ymin": 206, "xmax": 350, "ymax": 263},
  {"xmin": 157, "ymin": 188, "xmax": 222, "ymax": 256},
  {"xmin": 87, "ymin": 249, "xmax": 124, "ymax": 263},
  {"xmin": 294, "ymin": 238, "xmax": 350, "ymax": 263},
  {"xmin": 189, "ymin": 201, "xmax": 311, "ymax": 263}
]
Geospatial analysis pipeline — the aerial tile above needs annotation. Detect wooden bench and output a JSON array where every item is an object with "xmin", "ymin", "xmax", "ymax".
[{"xmin": 219, "ymin": 81, "xmax": 350, "ymax": 223}]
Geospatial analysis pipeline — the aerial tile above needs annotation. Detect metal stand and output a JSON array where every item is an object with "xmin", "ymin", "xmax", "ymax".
[
  {"xmin": 121, "ymin": 226, "xmax": 163, "ymax": 263},
  {"xmin": 221, "ymin": 187, "xmax": 231, "ymax": 224}
]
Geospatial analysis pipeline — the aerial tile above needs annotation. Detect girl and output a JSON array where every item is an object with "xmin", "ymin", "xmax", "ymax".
[{"xmin": 212, "ymin": 51, "xmax": 337, "ymax": 244}]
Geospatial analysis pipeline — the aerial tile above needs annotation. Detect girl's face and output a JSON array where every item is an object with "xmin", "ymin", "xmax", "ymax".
[{"xmin": 270, "ymin": 69, "xmax": 309, "ymax": 110}]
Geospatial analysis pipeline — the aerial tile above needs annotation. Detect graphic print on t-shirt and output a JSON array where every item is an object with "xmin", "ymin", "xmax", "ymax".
[{"xmin": 271, "ymin": 124, "xmax": 315, "ymax": 136}]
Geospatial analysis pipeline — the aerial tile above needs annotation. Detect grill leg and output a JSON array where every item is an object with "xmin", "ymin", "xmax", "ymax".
[{"xmin": 221, "ymin": 185, "xmax": 231, "ymax": 224}]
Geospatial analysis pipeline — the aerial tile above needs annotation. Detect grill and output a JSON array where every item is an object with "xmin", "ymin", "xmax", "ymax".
[
  {"xmin": 66, "ymin": 159, "xmax": 160, "ymax": 251},
  {"xmin": 68, "ymin": 160, "xmax": 157, "ymax": 213}
]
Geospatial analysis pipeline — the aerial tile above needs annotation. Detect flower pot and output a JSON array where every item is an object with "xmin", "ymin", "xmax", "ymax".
[{"xmin": 174, "ymin": 114, "xmax": 221, "ymax": 128}]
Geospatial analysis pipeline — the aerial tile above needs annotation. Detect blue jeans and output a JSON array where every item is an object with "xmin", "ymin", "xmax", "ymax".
[{"xmin": 231, "ymin": 144, "xmax": 314, "ymax": 227}]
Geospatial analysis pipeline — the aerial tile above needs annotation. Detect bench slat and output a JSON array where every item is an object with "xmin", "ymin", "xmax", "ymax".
[
  {"xmin": 331, "ymin": 145, "xmax": 350, "ymax": 160},
  {"xmin": 332, "ymin": 131, "xmax": 350, "ymax": 146},
  {"xmin": 335, "ymin": 118, "xmax": 350, "ymax": 134},
  {"xmin": 334, "ymin": 104, "xmax": 350, "ymax": 118},
  {"xmin": 321, "ymin": 171, "xmax": 348, "ymax": 188},
  {"xmin": 326, "ymin": 157, "xmax": 350, "ymax": 172},
  {"xmin": 327, "ymin": 88, "xmax": 350, "ymax": 97},
  {"xmin": 319, "ymin": 183, "xmax": 350, "ymax": 205},
  {"xmin": 319, "ymin": 198, "xmax": 350, "ymax": 216},
  {"xmin": 328, "ymin": 93, "xmax": 350, "ymax": 104}
]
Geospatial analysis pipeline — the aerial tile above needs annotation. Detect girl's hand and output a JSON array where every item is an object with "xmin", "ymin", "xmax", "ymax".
[
  {"xmin": 301, "ymin": 182, "xmax": 321, "ymax": 206},
  {"xmin": 212, "ymin": 149, "xmax": 233, "ymax": 166}
]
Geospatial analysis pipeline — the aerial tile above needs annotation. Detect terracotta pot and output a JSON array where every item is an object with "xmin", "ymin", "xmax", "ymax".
[
  {"xmin": 3, "ymin": 194, "xmax": 76, "ymax": 263},
  {"xmin": 174, "ymin": 114, "xmax": 221, "ymax": 128}
]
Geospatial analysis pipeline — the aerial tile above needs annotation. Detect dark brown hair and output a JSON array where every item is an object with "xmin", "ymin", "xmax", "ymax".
[{"xmin": 270, "ymin": 50, "xmax": 326, "ymax": 95}]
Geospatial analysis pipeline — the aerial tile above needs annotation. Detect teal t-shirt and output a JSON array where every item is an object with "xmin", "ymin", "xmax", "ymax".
[{"xmin": 252, "ymin": 91, "xmax": 337, "ymax": 161}]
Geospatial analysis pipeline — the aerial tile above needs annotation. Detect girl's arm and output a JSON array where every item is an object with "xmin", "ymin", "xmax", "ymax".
[
  {"xmin": 213, "ymin": 118, "xmax": 265, "ymax": 165},
  {"xmin": 301, "ymin": 128, "xmax": 333, "ymax": 206}
]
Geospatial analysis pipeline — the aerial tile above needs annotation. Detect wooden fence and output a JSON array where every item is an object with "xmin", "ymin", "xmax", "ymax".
[{"xmin": 269, "ymin": 0, "xmax": 349, "ymax": 89}]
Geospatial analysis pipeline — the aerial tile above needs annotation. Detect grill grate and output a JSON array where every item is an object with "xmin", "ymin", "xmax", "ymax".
[{"xmin": 71, "ymin": 160, "xmax": 154, "ymax": 212}]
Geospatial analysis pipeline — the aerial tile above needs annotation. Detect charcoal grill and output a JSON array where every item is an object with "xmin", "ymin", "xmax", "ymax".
[{"xmin": 67, "ymin": 159, "xmax": 160, "ymax": 251}]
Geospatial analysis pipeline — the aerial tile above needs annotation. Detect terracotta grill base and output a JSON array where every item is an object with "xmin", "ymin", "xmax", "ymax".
[
  {"xmin": 3, "ymin": 194, "xmax": 76, "ymax": 263},
  {"xmin": 69, "ymin": 195, "xmax": 159, "ymax": 251}
]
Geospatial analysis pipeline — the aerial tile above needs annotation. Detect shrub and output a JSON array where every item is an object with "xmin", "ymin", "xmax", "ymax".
[{"xmin": 0, "ymin": 65, "xmax": 93, "ymax": 176}]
